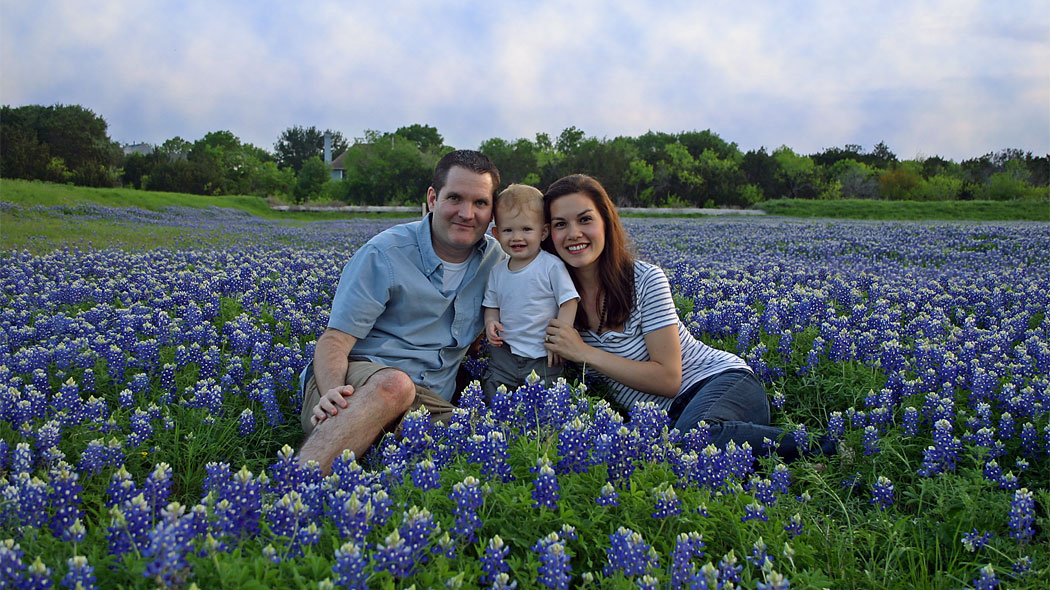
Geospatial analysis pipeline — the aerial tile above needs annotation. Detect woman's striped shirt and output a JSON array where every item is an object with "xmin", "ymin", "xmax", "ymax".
[{"xmin": 579, "ymin": 260, "xmax": 751, "ymax": 412}]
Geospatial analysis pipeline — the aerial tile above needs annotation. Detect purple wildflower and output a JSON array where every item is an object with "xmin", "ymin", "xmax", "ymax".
[
  {"xmin": 531, "ymin": 455, "xmax": 560, "ymax": 510},
  {"xmin": 870, "ymin": 476, "xmax": 894, "ymax": 509},
  {"xmin": 1007, "ymin": 488, "xmax": 1035, "ymax": 543}
]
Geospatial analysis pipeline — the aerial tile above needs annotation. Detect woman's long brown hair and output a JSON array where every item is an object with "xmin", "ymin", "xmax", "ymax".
[{"xmin": 542, "ymin": 174, "xmax": 635, "ymax": 330}]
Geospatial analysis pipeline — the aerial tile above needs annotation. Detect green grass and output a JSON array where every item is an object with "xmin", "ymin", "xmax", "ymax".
[
  {"xmin": 757, "ymin": 198, "xmax": 1050, "ymax": 221},
  {"xmin": 0, "ymin": 179, "xmax": 418, "ymax": 251},
  {"xmin": 0, "ymin": 178, "xmax": 418, "ymax": 221}
]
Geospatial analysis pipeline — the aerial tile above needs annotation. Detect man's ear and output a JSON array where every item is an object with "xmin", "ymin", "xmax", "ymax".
[{"xmin": 426, "ymin": 187, "xmax": 437, "ymax": 212}]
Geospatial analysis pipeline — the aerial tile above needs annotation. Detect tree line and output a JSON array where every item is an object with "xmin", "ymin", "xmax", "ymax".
[{"xmin": 2, "ymin": 103, "xmax": 1047, "ymax": 206}]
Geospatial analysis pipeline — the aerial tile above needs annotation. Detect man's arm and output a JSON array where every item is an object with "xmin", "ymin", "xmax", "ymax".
[{"xmin": 310, "ymin": 327, "xmax": 358, "ymax": 424}]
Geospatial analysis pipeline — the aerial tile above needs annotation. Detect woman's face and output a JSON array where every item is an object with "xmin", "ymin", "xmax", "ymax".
[{"xmin": 548, "ymin": 191, "xmax": 605, "ymax": 271}]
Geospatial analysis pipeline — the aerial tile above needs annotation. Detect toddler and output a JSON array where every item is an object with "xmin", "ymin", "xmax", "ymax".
[{"xmin": 482, "ymin": 184, "xmax": 578, "ymax": 398}]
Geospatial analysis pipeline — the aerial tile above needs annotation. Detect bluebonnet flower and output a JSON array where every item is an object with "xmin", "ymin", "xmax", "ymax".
[
  {"xmin": 373, "ymin": 505, "xmax": 437, "ymax": 579},
  {"xmin": 901, "ymin": 406, "xmax": 920, "ymax": 437},
  {"xmin": 596, "ymin": 482, "xmax": 620, "ymax": 507},
  {"xmin": 0, "ymin": 539, "xmax": 27, "ymax": 588},
  {"xmin": 61, "ymin": 554, "xmax": 97, "ymax": 590},
  {"xmin": 212, "ymin": 466, "xmax": 265, "ymax": 539},
  {"xmin": 669, "ymin": 531, "xmax": 705, "ymax": 589},
  {"xmin": 267, "ymin": 490, "xmax": 310, "ymax": 540},
  {"xmin": 917, "ymin": 419, "xmax": 961, "ymax": 476},
  {"xmin": 771, "ymin": 463, "xmax": 791, "ymax": 494},
  {"xmin": 411, "ymin": 458, "xmax": 441, "ymax": 492},
  {"xmin": 870, "ymin": 476, "xmax": 894, "ymax": 509},
  {"xmin": 238, "ymin": 408, "xmax": 256, "ymax": 436},
  {"xmin": 718, "ymin": 550, "xmax": 743, "ymax": 585},
  {"xmin": 742, "ymin": 502, "xmax": 767, "ymax": 523},
  {"xmin": 268, "ymin": 445, "xmax": 305, "ymax": 495},
  {"xmin": 106, "ymin": 466, "xmax": 138, "ymax": 507},
  {"xmin": 972, "ymin": 564, "xmax": 1000, "ymax": 590},
  {"xmin": 11, "ymin": 442, "xmax": 33, "ymax": 474},
  {"xmin": 143, "ymin": 462, "xmax": 174, "ymax": 514},
  {"xmin": 481, "ymin": 535, "xmax": 511, "ymax": 585},
  {"xmin": 1007, "ymin": 488, "xmax": 1035, "ymax": 543},
  {"xmin": 748, "ymin": 536, "xmax": 771, "ymax": 568},
  {"xmin": 791, "ymin": 423, "xmax": 809, "ymax": 450},
  {"xmin": 630, "ymin": 401, "xmax": 670, "ymax": 460},
  {"xmin": 533, "ymin": 530, "xmax": 573, "ymax": 590},
  {"xmin": 332, "ymin": 541, "xmax": 368, "ymax": 590},
  {"xmin": 450, "ymin": 476, "xmax": 484, "ymax": 541},
  {"xmin": 24, "ymin": 556, "xmax": 51, "ymax": 590},
  {"xmin": 651, "ymin": 484, "xmax": 682, "ymax": 518},
  {"xmin": 1012, "ymin": 555, "xmax": 1031, "ymax": 578},
  {"xmin": 13, "ymin": 474, "xmax": 49, "ymax": 529},
  {"xmin": 749, "ymin": 476, "xmax": 777, "ymax": 505},
  {"xmin": 127, "ymin": 408, "xmax": 153, "ymax": 447},
  {"xmin": 862, "ymin": 425, "xmax": 880, "ymax": 455},
  {"xmin": 757, "ymin": 571, "xmax": 791, "ymax": 590},
  {"xmin": 531, "ymin": 455, "xmax": 560, "ymax": 509},
  {"xmin": 826, "ymin": 411, "xmax": 845, "ymax": 441},
  {"xmin": 141, "ymin": 502, "xmax": 198, "ymax": 588},
  {"xmin": 961, "ymin": 529, "xmax": 993, "ymax": 552},
  {"xmin": 784, "ymin": 513, "xmax": 804, "ymax": 538},
  {"xmin": 556, "ymin": 416, "xmax": 591, "ymax": 474},
  {"xmin": 1019, "ymin": 422, "xmax": 1040, "ymax": 456},
  {"xmin": 326, "ymin": 488, "xmax": 375, "ymax": 543},
  {"xmin": 107, "ymin": 493, "xmax": 152, "ymax": 556},
  {"xmin": 48, "ymin": 465, "xmax": 83, "ymax": 538}
]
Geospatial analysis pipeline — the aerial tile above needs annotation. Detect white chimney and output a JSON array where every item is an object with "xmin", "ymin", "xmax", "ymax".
[{"xmin": 323, "ymin": 131, "xmax": 332, "ymax": 164}]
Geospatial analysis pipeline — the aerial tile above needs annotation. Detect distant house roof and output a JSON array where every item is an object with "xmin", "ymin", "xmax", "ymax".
[
  {"xmin": 330, "ymin": 150, "xmax": 349, "ymax": 180},
  {"xmin": 123, "ymin": 143, "xmax": 154, "ymax": 156}
]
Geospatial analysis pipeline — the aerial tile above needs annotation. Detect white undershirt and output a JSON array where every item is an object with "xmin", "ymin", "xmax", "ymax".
[{"xmin": 442, "ymin": 259, "xmax": 468, "ymax": 292}]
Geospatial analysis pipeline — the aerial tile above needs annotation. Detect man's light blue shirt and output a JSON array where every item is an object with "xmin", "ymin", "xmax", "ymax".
[{"xmin": 324, "ymin": 214, "xmax": 504, "ymax": 400}]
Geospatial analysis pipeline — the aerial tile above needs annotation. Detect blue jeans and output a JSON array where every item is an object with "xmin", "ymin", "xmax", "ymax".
[{"xmin": 668, "ymin": 370, "xmax": 834, "ymax": 460}]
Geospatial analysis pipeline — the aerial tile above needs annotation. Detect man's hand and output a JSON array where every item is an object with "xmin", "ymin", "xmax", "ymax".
[
  {"xmin": 485, "ymin": 320, "xmax": 505, "ymax": 347},
  {"xmin": 310, "ymin": 385, "xmax": 355, "ymax": 427}
]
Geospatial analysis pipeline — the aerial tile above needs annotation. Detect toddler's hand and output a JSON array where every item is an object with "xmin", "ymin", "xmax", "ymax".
[{"xmin": 486, "ymin": 321, "xmax": 504, "ymax": 346}]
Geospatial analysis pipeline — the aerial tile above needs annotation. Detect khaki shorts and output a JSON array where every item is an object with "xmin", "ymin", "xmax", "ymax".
[{"xmin": 300, "ymin": 360, "xmax": 457, "ymax": 434}]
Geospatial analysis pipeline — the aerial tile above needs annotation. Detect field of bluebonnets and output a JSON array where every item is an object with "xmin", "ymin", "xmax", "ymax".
[{"xmin": 1, "ymin": 199, "xmax": 1048, "ymax": 589}]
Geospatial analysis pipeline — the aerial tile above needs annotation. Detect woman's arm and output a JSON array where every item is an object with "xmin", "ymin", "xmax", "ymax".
[{"xmin": 544, "ymin": 319, "xmax": 683, "ymax": 398}]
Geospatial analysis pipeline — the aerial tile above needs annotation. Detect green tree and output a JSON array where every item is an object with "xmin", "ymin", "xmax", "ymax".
[
  {"xmin": 624, "ymin": 158, "xmax": 655, "ymax": 205},
  {"xmin": 294, "ymin": 156, "xmax": 331, "ymax": 203},
  {"xmin": 479, "ymin": 136, "xmax": 540, "ymax": 185},
  {"xmin": 772, "ymin": 146, "xmax": 818, "ymax": 199},
  {"xmin": 877, "ymin": 164, "xmax": 922, "ymax": 200},
  {"xmin": 831, "ymin": 160, "xmax": 879, "ymax": 199},
  {"xmin": 274, "ymin": 125, "xmax": 348, "ymax": 173},
  {"xmin": 0, "ymin": 104, "xmax": 121, "ymax": 186},
  {"xmin": 394, "ymin": 124, "xmax": 444, "ymax": 153},
  {"xmin": 340, "ymin": 131, "xmax": 434, "ymax": 205}
]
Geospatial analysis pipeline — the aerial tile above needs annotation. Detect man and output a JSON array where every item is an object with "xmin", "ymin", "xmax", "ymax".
[{"xmin": 297, "ymin": 150, "xmax": 504, "ymax": 473}]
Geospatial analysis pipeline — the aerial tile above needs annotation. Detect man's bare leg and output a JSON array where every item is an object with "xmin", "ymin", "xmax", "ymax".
[{"xmin": 297, "ymin": 368, "xmax": 415, "ymax": 474}]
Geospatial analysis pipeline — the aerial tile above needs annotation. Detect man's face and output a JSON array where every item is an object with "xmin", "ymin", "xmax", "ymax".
[{"xmin": 427, "ymin": 166, "xmax": 495, "ymax": 262}]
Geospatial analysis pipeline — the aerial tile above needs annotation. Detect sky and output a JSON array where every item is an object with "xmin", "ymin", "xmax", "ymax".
[{"xmin": 3, "ymin": 0, "xmax": 1048, "ymax": 162}]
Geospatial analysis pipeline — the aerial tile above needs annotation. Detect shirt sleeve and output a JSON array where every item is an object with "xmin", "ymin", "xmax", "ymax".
[
  {"xmin": 637, "ymin": 263, "xmax": 680, "ymax": 335},
  {"xmin": 482, "ymin": 265, "xmax": 500, "ymax": 308},
  {"xmin": 549, "ymin": 257, "xmax": 580, "ymax": 305},
  {"xmin": 327, "ymin": 243, "xmax": 392, "ymax": 339}
]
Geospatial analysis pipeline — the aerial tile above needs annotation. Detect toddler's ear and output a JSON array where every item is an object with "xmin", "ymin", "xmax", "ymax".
[
  {"xmin": 492, "ymin": 226, "xmax": 499, "ymax": 238},
  {"xmin": 541, "ymin": 224, "xmax": 550, "ymax": 240}
]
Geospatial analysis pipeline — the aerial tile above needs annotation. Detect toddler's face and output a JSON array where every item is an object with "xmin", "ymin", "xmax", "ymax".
[{"xmin": 492, "ymin": 206, "xmax": 548, "ymax": 264}]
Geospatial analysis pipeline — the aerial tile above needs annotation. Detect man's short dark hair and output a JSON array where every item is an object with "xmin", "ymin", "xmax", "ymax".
[{"xmin": 432, "ymin": 150, "xmax": 501, "ymax": 196}]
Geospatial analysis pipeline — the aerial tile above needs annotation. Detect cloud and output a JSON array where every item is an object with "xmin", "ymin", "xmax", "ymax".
[{"xmin": 2, "ymin": 0, "xmax": 1046, "ymax": 160}]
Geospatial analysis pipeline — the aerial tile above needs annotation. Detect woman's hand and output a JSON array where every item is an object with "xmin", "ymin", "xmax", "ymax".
[
  {"xmin": 310, "ymin": 385, "xmax": 355, "ymax": 427},
  {"xmin": 544, "ymin": 318, "xmax": 590, "ymax": 364}
]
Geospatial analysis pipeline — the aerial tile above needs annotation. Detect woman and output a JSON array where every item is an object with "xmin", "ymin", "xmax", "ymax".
[{"xmin": 540, "ymin": 174, "xmax": 830, "ymax": 460}]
